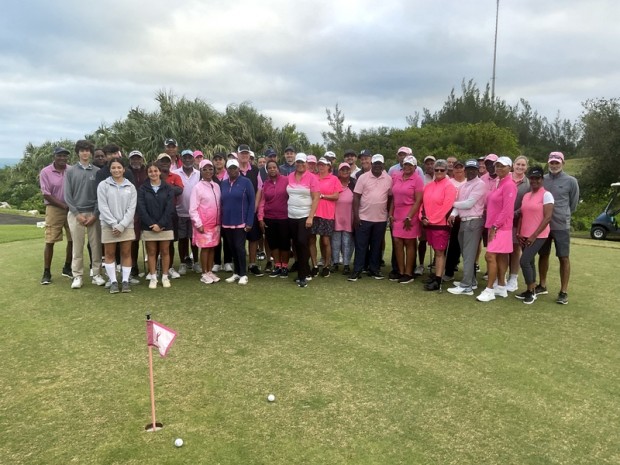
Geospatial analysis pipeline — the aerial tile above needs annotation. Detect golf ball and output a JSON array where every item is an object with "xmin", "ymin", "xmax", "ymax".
[
  {"xmin": 174, "ymin": 438, "xmax": 184, "ymax": 447},
  {"xmin": 267, "ymin": 394, "xmax": 275, "ymax": 402}
]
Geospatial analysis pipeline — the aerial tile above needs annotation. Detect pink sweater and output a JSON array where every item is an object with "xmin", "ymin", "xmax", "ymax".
[
  {"xmin": 189, "ymin": 180, "xmax": 221, "ymax": 229},
  {"xmin": 422, "ymin": 177, "xmax": 457, "ymax": 226},
  {"xmin": 485, "ymin": 176, "xmax": 517, "ymax": 230}
]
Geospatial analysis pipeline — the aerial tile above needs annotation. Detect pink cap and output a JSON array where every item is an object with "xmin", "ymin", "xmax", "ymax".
[
  {"xmin": 397, "ymin": 146, "xmax": 412, "ymax": 155},
  {"xmin": 193, "ymin": 150, "xmax": 204, "ymax": 158},
  {"xmin": 199, "ymin": 159, "xmax": 213, "ymax": 169},
  {"xmin": 307, "ymin": 155, "xmax": 317, "ymax": 163},
  {"xmin": 548, "ymin": 151, "xmax": 564, "ymax": 162},
  {"xmin": 484, "ymin": 154, "xmax": 498, "ymax": 162},
  {"xmin": 338, "ymin": 162, "xmax": 351, "ymax": 171}
]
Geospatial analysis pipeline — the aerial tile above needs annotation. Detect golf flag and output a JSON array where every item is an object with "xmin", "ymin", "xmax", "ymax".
[{"xmin": 146, "ymin": 319, "xmax": 177, "ymax": 357}]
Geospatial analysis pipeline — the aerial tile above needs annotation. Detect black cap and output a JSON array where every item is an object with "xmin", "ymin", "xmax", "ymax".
[
  {"xmin": 164, "ymin": 138, "xmax": 178, "ymax": 146},
  {"xmin": 265, "ymin": 148, "xmax": 277, "ymax": 157},
  {"xmin": 344, "ymin": 149, "xmax": 357, "ymax": 156},
  {"xmin": 284, "ymin": 146, "xmax": 295, "ymax": 153},
  {"xmin": 237, "ymin": 144, "xmax": 251, "ymax": 153},
  {"xmin": 212, "ymin": 152, "xmax": 225, "ymax": 160},
  {"xmin": 359, "ymin": 149, "xmax": 372, "ymax": 157},
  {"xmin": 527, "ymin": 166, "xmax": 545, "ymax": 178},
  {"xmin": 53, "ymin": 147, "xmax": 70, "ymax": 155},
  {"xmin": 453, "ymin": 160, "xmax": 464, "ymax": 168}
]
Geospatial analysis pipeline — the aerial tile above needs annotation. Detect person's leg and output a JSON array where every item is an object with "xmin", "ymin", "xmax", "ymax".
[
  {"xmin": 404, "ymin": 239, "xmax": 416, "ymax": 276},
  {"xmin": 86, "ymin": 215, "xmax": 102, "ymax": 277},
  {"xmin": 342, "ymin": 232, "xmax": 353, "ymax": 268},
  {"xmin": 559, "ymin": 257, "xmax": 570, "ymax": 293},
  {"xmin": 418, "ymin": 240, "xmax": 427, "ymax": 269},
  {"xmin": 331, "ymin": 231, "xmax": 342, "ymax": 266},
  {"xmin": 103, "ymin": 242, "xmax": 117, "ymax": 283},
  {"xmin": 459, "ymin": 220, "xmax": 483, "ymax": 288},
  {"xmin": 44, "ymin": 243, "xmax": 54, "ymax": 270},
  {"xmin": 444, "ymin": 221, "xmax": 460, "ymax": 277},
  {"xmin": 353, "ymin": 221, "xmax": 371, "ymax": 273},
  {"xmin": 65, "ymin": 240, "xmax": 73, "ymax": 270},
  {"xmin": 320, "ymin": 235, "xmax": 331, "ymax": 267},
  {"xmin": 368, "ymin": 221, "xmax": 387, "ymax": 274},
  {"xmin": 496, "ymin": 253, "xmax": 509, "ymax": 286},
  {"xmin": 485, "ymin": 252, "xmax": 498, "ymax": 290},
  {"xmin": 205, "ymin": 247, "xmax": 215, "ymax": 272},
  {"xmin": 309, "ymin": 233, "xmax": 318, "ymax": 268},
  {"xmin": 146, "ymin": 242, "xmax": 158, "ymax": 275},
  {"xmin": 434, "ymin": 249, "xmax": 446, "ymax": 278},
  {"xmin": 200, "ymin": 248, "xmax": 209, "ymax": 272},
  {"xmin": 120, "ymin": 240, "xmax": 133, "ymax": 283},
  {"xmin": 68, "ymin": 212, "xmax": 86, "ymax": 277},
  {"xmin": 520, "ymin": 239, "xmax": 545, "ymax": 291},
  {"xmin": 160, "ymin": 241, "xmax": 171, "ymax": 274},
  {"xmin": 394, "ymin": 237, "xmax": 405, "ymax": 275},
  {"xmin": 178, "ymin": 236, "xmax": 189, "ymax": 266},
  {"xmin": 537, "ymin": 235, "xmax": 553, "ymax": 288}
]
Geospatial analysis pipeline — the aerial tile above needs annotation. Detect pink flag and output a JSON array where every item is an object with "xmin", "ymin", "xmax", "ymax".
[{"xmin": 146, "ymin": 320, "xmax": 177, "ymax": 357}]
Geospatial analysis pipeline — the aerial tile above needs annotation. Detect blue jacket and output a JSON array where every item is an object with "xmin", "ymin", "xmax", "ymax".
[
  {"xmin": 220, "ymin": 176, "xmax": 255, "ymax": 227},
  {"xmin": 137, "ymin": 181, "xmax": 175, "ymax": 231}
]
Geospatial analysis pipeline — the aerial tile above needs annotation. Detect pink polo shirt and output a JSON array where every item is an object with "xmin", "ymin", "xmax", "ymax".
[
  {"xmin": 315, "ymin": 174, "xmax": 343, "ymax": 220},
  {"xmin": 422, "ymin": 177, "xmax": 457, "ymax": 226},
  {"xmin": 354, "ymin": 171, "xmax": 393, "ymax": 222},
  {"xmin": 520, "ymin": 188, "xmax": 554, "ymax": 238},
  {"xmin": 40, "ymin": 163, "xmax": 69, "ymax": 205},
  {"xmin": 334, "ymin": 186, "xmax": 354, "ymax": 232}
]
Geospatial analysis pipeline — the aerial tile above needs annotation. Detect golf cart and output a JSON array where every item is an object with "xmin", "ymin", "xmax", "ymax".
[{"xmin": 590, "ymin": 182, "xmax": 620, "ymax": 240}]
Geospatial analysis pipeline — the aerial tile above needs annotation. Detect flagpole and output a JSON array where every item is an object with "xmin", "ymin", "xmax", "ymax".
[{"xmin": 148, "ymin": 344, "xmax": 157, "ymax": 431}]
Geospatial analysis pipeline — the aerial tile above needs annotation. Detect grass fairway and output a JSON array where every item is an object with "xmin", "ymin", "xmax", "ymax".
[{"xmin": 1, "ymin": 226, "xmax": 619, "ymax": 465}]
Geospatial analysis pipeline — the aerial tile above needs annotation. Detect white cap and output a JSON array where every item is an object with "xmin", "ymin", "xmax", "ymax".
[
  {"xmin": 324, "ymin": 151, "xmax": 336, "ymax": 159},
  {"xmin": 371, "ymin": 154, "xmax": 384, "ymax": 164},
  {"xmin": 318, "ymin": 157, "xmax": 331, "ymax": 165},
  {"xmin": 403, "ymin": 155, "xmax": 417, "ymax": 166},
  {"xmin": 495, "ymin": 156, "xmax": 513, "ymax": 167},
  {"xmin": 226, "ymin": 159, "xmax": 240, "ymax": 168},
  {"xmin": 295, "ymin": 153, "xmax": 307, "ymax": 162}
]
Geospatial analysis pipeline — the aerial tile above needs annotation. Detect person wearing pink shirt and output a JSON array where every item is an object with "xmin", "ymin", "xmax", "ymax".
[
  {"xmin": 515, "ymin": 166, "xmax": 554, "ymax": 304},
  {"xmin": 189, "ymin": 159, "xmax": 222, "ymax": 285},
  {"xmin": 309, "ymin": 157, "xmax": 343, "ymax": 278},
  {"xmin": 477, "ymin": 156, "xmax": 518, "ymax": 302},
  {"xmin": 332, "ymin": 163, "xmax": 356, "ymax": 274},
  {"xmin": 257, "ymin": 160, "xmax": 290, "ymax": 278},
  {"xmin": 389, "ymin": 155, "xmax": 423, "ymax": 284},
  {"xmin": 421, "ymin": 159, "xmax": 457, "ymax": 291}
]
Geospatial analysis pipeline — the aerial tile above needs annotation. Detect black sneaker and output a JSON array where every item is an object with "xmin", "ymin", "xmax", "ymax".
[
  {"xmin": 257, "ymin": 251, "xmax": 266, "ymax": 261},
  {"xmin": 424, "ymin": 278, "xmax": 440, "ymax": 291},
  {"xmin": 474, "ymin": 263, "xmax": 480, "ymax": 273},
  {"xmin": 342, "ymin": 265, "xmax": 350, "ymax": 275},
  {"xmin": 522, "ymin": 291, "xmax": 536, "ymax": 305},
  {"xmin": 534, "ymin": 285, "xmax": 548, "ymax": 296},
  {"xmin": 41, "ymin": 271, "xmax": 52, "ymax": 285},
  {"xmin": 269, "ymin": 267, "xmax": 281, "ymax": 278},
  {"xmin": 311, "ymin": 266, "xmax": 319, "ymax": 277},
  {"xmin": 331, "ymin": 264, "xmax": 339, "ymax": 272},
  {"xmin": 399, "ymin": 274, "xmax": 414, "ymax": 284},
  {"xmin": 280, "ymin": 268, "xmax": 289, "ymax": 279},
  {"xmin": 121, "ymin": 281, "xmax": 131, "ymax": 293},
  {"xmin": 249, "ymin": 265, "xmax": 264, "ymax": 277},
  {"xmin": 61, "ymin": 266, "xmax": 73, "ymax": 278},
  {"xmin": 109, "ymin": 282, "xmax": 120, "ymax": 294},
  {"xmin": 320, "ymin": 267, "xmax": 330, "ymax": 278},
  {"xmin": 556, "ymin": 292, "xmax": 568, "ymax": 305},
  {"xmin": 425, "ymin": 276, "xmax": 436, "ymax": 285},
  {"xmin": 347, "ymin": 271, "xmax": 362, "ymax": 282},
  {"xmin": 515, "ymin": 291, "xmax": 528, "ymax": 300},
  {"xmin": 388, "ymin": 271, "xmax": 401, "ymax": 282},
  {"xmin": 370, "ymin": 271, "xmax": 385, "ymax": 280},
  {"xmin": 265, "ymin": 261, "xmax": 273, "ymax": 272},
  {"xmin": 290, "ymin": 262, "xmax": 298, "ymax": 272},
  {"xmin": 297, "ymin": 278, "xmax": 307, "ymax": 288}
]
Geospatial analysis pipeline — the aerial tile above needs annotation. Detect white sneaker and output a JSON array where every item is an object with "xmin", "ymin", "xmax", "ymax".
[
  {"xmin": 506, "ymin": 278, "xmax": 518, "ymax": 292},
  {"xmin": 414, "ymin": 265, "xmax": 424, "ymax": 275},
  {"xmin": 149, "ymin": 278, "xmax": 157, "ymax": 289},
  {"xmin": 162, "ymin": 276, "xmax": 171, "ymax": 288},
  {"xmin": 105, "ymin": 280, "xmax": 112, "ymax": 289},
  {"xmin": 494, "ymin": 285, "xmax": 508, "ymax": 298},
  {"xmin": 92, "ymin": 274, "xmax": 106, "ymax": 286},
  {"xmin": 89, "ymin": 268, "xmax": 94, "ymax": 277},
  {"xmin": 455, "ymin": 281, "xmax": 478, "ymax": 290},
  {"xmin": 225, "ymin": 274, "xmax": 240, "ymax": 283},
  {"xmin": 178, "ymin": 264, "xmax": 187, "ymax": 275},
  {"xmin": 211, "ymin": 264, "xmax": 221, "ymax": 272},
  {"xmin": 145, "ymin": 273, "xmax": 155, "ymax": 280},
  {"xmin": 129, "ymin": 276, "xmax": 140, "ymax": 285},
  {"xmin": 207, "ymin": 271, "xmax": 220, "ymax": 283},
  {"xmin": 318, "ymin": 258, "xmax": 324, "ymax": 267},
  {"xmin": 168, "ymin": 268, "xmax": 181, "ymax": 279},
  {"xmin": 238, "ymin": 275, "xmax": 249, "ymax": 285},
  {"xmin": 224, "ymin": 263, "xmax": 234, "ymax": 272},
  {"xmin": 71, "ymin": 276, "xmax": 83, "ymax": 289},
  {"xmin": 193, "ymin": 263, "xmax": 202, "ymax": 273},
  {"xmin": 200, "ymin": 273, "xmax": 214, "ymax": 284},
  {"xmin": 476, "ymin": 288, "xmax": 496, "ymax": 302},
  {"xmin": 447, "ymin": 286, "xmax": 474, "ymax": 296}
]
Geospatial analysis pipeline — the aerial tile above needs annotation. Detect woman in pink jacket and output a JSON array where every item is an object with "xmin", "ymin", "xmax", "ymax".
[
  {"xmin": 421, "ymin": 159, "xmax": 457, "ymax": 291},
  {"xmin": 189, "ymin": 159, "xmax": 221, "ymax": 285},
  {"xmin": 477, "ymin": 156, "xmax": 518, "ymax": 302}
]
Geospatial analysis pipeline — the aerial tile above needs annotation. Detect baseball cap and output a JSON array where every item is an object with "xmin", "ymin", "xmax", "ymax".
[
  {"xmin": 527, "ymin": 166, "xmax": 545, "ymax": 178},
  {"xmin": 359, "ymin": 149, "xmax": 372, "ymax": 158},
  {"xmin": 318, "ymin": 157, "xmax": 331, "ymax": 165},
  {"xmin": 343, "ymin": 149, "xmax": 357, "ymax": 156},
  {"xmin": 423, "ymin": 155, "xmax": 436, "ymax": 162},
  {"xmin": 464, "ymin": 159, "xmax": 479, "ymax": 169},
  {"xmin": 397, "ymin": 146, "xmax": 412, "ymax": 155},
  {"xmin": 128, "ymin": 150, "xmax": 144, "ymax": 158},
  {"xmin": 54, "ymin": 147, "xmax": 70, "ymax": 155},
  {"xmin": 548, "ymin": 151, "xmax": 565, "ymax": 163},
  {"xmin": 284, "ymin": 146, "xmax": 295, "ymax": 153},
  {"xmin": 212, "ymin": 152, "xmax": 225, "ymax": 160},
  {"xmin": 307, "ymin": 155, "xmax": 317, "ymax": 164},
  {"xmin": 371, "ymin": 154, "xmax": 384, "ymax": 164},
  {"xmin": 338, "ymin": 162, "xmax": 351, "ymax": 171},
  {"xmin": 181, "ymin": 149, "xmax": 194, "ymax": 157},
  {"xmin": 157, "ymin": 153, "xmax": 172, "ymax": 161},
  {"xmin": 453, "ymin": 160, "xmax": 464, "ymax": 168},
  {"xmin": 495, "ymin": 156, "xmax": 513, "ymax": 167},
  {"xmin": 249, "ymin": 151, "xmax": 255, "ymax": 159},
  {"xmin": 227, "ymin": 152, "xmax": 238, "ymax": 159},
  {"xmin": 199, "ymin": 159, "xmax": 213, "ymax": 169},
  {"xmin": 237, "ymin": 144, "xmax": 251, "ymax": 153},
  {"xmin": 484, "ymin": 154, "xmax": 499, "ymax": 162},
  {"xmin": 403, "ymin": 155, "xmax": 417, "ymax": 166},
  {"xmin": 265, "ymin": 148, "xmax": 277, "ymax": 157},
  {"xmin": 193, "ymin": 150, "xmax": 204, "ymax": 158},
  {"xmin": 295, "ymin": 153, "xmax": 307, "ymax": 163},
  {"xmin": 164, "ymin": 138, "xmax": 177, "ymax": 146},
  {"xmin": 226, "ymin": 159, "xmax": 239, "ymax": 168},
  {"xmin": 324, "ymin": 151, "xmax": 337, "ymax": 159}
]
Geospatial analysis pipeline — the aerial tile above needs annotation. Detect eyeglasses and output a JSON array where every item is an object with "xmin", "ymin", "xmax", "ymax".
[{"xmin": 434, "ymin": 169, "xmax": 446, "ymax": 172}]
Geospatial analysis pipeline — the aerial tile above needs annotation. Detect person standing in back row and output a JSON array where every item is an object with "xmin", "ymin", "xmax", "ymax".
[{"xmin": 536, "ymin": 151, "xmax": 579, "ymax": 305}]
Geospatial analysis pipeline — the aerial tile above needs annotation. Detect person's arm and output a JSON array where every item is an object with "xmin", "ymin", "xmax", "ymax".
[
  {"xmin": 117, "ymin": 185, "xmax": 137, "ymax": 232},
  {"xmin": 569, "ymin": 177, "xmax": 580, "ymax": 214},
  {"xmin": 40, "ymin": 170, "xmax": 68, "ymax": 210},
  {"xmin": 404, "ymin": 190, "xmax": 423, "ymax": 230},
  {"xmin": 492, "ymin": 183, "xmax": 516, "ymax": 229},
  {"xmin": 306, "ymin": 192, "xmax": 320, "ymax": 228},
  {"xmin": 256, "ymin": 188, "xmax": 265, "ymax": 222},
  {"xmin": 188, "ymin": 185, "xmax": 203, "ymax": 232},
  {"xmin": 63, "ymin": 169, "xmax": 79, "ymax": 215},
  {"xmin": 159, "ymin": 187, "xmax": 175, "ymax": 229},
  {"xmin": 526, "ymin": 197, "xmax": 554, "ymax": 245},
  {"xmin": 244, "ymin": 181, "xmax": 256, "ymax": 229},
  {"xmin": 96, "ymin": 183, "xmax": 115, "ymax": 228},
  {"xmin": 352, "ymin": 192, "xmax": 361, "ymax": 229},
  {"xmin": 137, "ymin": 186, "xmax": 155, "ymax": 228}
]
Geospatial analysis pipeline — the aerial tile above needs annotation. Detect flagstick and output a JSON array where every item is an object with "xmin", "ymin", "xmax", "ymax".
[{"xmin": 148, "ymin": 345, "xmax": 157, "ymax": 431}]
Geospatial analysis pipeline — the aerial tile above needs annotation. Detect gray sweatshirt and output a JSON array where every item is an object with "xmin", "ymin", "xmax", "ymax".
[
  {"xmin": 96, "ymin": 176, "xmax": 137, "ymax": 232},
  {"xmin": 544, "ymin": 170, "xmax": 579, "ymax": 230},
  {"xmin": 64, "ymin": 163, "xmax": 100, "ymax": 214}
]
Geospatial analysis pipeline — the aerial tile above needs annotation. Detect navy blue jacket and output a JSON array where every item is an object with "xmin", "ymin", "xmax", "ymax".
[
  {"xmin": 220, "ymin": 176, "xmax": 255, "ymax": 227},
  {"xmin": 137, "ymin": 181, "xmax": 175, "ymax": 231}
]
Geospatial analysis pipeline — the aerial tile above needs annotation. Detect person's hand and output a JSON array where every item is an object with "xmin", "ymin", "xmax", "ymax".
[
  {"xmin": 421, "ymin": 218, "xmax": 429, "ymax": 227},
  {"xmin": 488, "ymin": 227, "xmax": 496, "ymax": 242},
  {"xmin": 305, "ymin": 216, "xmax": 313, "ymax": 228},
  {"xmin": 404, "ymin": 217, "xmax": 412, "ymax": 230},
  {"xmin": 259, "ymin": 220, "xmax": 266, "ymax": 233},
  {"xmin": 244, "ymin": 225, "xmax": 252, "ymax": 232},
  {"xmin": 112, "ymin": 227, "xmax": 121, "ymax": 237},
  {"xmin": 151, "ymin": 224, "xmax": 162, "ymax": 232},
  {"xmin": 84, "ymin": 215, "xmax": 97, "ymax": 226},
  {"xmin": 447, "ymin": 216, "xmax": 455, "ymax": 227},
  {"xmin": 197, "ymin": 226, "xmax": 204, "ymax": 234}
]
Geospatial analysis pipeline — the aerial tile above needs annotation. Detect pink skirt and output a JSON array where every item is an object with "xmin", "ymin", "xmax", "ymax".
[
  {"xmin": 392, "ymin": 205, "xmax": 421, "ymax": 239},
  {"xmin": 193, "ymin": 224, "xmax": 221, "ymax": 248},
  {"xmin": 487, "ymin": 228, "xmax": 513, "ymax": 254}
]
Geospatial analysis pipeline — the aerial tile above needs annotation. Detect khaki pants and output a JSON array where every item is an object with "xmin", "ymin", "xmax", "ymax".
[{"xmin": 68, "ymin": 212, "xmax": 101, "ymax": 278}]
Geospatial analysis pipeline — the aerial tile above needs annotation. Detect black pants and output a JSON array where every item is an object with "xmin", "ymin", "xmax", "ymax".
[
  {"xmin": 445, "ymin": 219, "xmax": 461, "ymax": 277},
  {"xmin": 222, "ymin": 228, "xmax": 247, "ymax": 276},
  {"xmin": 288, "ymin": 217, "xmax": 310, "ymax": 280}
]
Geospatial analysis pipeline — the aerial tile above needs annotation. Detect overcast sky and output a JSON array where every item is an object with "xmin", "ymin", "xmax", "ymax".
[{"xmin": 1, "ymin": 0, "xmax": 618, "ymax": 159}]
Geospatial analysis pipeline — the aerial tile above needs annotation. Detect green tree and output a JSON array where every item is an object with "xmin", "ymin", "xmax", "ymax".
[{"xmin": 321, "ymin": 104, "xmax": 358, "ymax": 153}]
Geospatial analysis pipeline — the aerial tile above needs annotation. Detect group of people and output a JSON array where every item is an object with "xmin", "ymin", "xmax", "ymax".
[{"xmin": 39, "ymin": 139, "xmax": 579, "ymax": 304}]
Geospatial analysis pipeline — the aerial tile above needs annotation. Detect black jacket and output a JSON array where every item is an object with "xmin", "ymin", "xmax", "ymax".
[{"xmin": 137, "ymin": 181, "xmax": 175, "ymax": 231}]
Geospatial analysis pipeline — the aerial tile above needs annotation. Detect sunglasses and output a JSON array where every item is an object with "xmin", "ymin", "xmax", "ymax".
[{"xmin": 434, "ymin": 168, "xmax": 446, "ymax": 172}]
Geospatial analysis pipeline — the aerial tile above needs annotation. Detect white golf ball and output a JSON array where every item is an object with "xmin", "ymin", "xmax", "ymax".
[
  {"xmin": 174, "ymin": 438, "xmax": 184, "ymax": 447},
  {"xmin": 267, "ymin": 394, "xmax": 275, "ymax": 402}
]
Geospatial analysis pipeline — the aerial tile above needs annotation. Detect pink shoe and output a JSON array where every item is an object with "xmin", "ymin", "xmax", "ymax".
[
  {"xmin": 208, "ymin": 271, "xmax": 220, "ymax": 283},
  {"xmin": 200, "ymin": 273, "xmax": 214, "ymax": 284}
]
